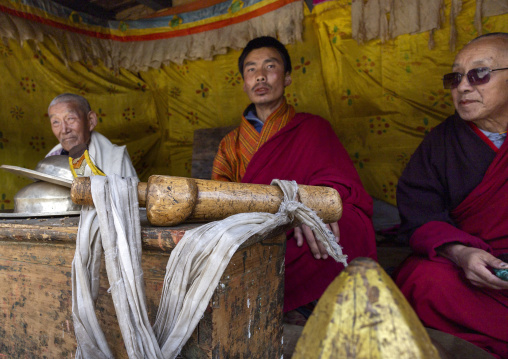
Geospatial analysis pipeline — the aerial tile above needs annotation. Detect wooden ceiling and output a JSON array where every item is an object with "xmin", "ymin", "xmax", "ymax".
[
  {"xmin": 48, "ymin": 0, "xmax": 314, "ymax": 22},
  {"xmin": 50, "ymin": 0, "xmax": 192, "ymax": 21}
]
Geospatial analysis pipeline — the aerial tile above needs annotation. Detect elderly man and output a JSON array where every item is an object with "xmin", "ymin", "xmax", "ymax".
[
  {"xmin": 212, "ymin": 36, "xmax": 377, "ymax": 321},
  {"xmin": 396, "ymin": 33, "xmax": 508, "ymax": 359},
  {"xmin": 46, "ymin": 93, "xmax": 137, "ymax": 178}
]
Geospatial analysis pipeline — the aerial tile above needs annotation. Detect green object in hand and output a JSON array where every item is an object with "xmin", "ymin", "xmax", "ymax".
[{"xmin": 493, "ymin": 268, "xmax": 508, "ymax": 281}]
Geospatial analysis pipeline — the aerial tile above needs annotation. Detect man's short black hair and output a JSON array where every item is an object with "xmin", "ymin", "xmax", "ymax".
[{"xmin": 238, "ymin": 36, "xmax": 292, "ymax": 78}]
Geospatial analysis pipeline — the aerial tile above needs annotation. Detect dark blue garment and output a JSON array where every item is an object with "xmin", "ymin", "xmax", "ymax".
[
  {"xmin": 396, "ymin": 113, "xmax": 497, "ymax": 243},
  {"xmin": 245, "ymin": 110, "xmax": 264, "ymax": 133}
]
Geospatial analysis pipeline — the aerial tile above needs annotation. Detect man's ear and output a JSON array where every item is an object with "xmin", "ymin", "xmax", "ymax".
[
  {"xmin": 88, "ymin": 111, "xmax": 98, "ymax": 132},
  {"xmin": 284, "ymin": 73, "xmax": 292, "ymax": 87}
]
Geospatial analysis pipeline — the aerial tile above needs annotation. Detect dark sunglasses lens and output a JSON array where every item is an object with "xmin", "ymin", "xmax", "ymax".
[
  {"xmin": 468, "ymin": 67, "xmax": 491, "ymax": 86},
  {"xmin": 443, "ymin": 73, "xmax": 461, "ymax": 89}
]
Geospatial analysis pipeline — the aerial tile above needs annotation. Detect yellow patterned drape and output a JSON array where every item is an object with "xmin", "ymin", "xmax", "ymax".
[
  {"xmin": 1, "ymin": 0, "xmax": 508, "ymax": 210},
  {"xmin": 313, "ymin": 0, "xmax": 507, "ymax": 203}
]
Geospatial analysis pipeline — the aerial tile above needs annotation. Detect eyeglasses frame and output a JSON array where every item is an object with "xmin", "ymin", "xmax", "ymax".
[{"xmin": 442, "ymin": 67, "xmax": 508, "ymax": 89}]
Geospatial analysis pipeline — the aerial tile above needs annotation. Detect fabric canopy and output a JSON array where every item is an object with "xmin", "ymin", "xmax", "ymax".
[{"xmin": 0, "ymin": 0, "xmax": 303, "ymax": 71}]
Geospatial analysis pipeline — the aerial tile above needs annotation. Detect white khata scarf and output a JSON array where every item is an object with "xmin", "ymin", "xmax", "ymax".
[{"xmin": 71, "ymin": 175, "xmax": 347, "ymax": 359}]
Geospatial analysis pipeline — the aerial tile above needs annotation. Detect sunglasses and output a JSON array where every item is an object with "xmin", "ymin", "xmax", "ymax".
[{"xmin": 442, "ymin": 67, "xmax": 508, "ymax": 89}]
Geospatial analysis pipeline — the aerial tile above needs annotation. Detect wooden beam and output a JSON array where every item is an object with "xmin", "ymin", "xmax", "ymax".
[
  {"xmin": 51, "ymin": 0, "xmax": 117, "ymax": 20},
  {"xmin": 135, "ymin": 0, "xmax": 172, "ymax": 11}
]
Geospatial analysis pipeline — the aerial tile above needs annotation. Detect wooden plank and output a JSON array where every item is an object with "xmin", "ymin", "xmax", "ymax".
[
  {"xmin": 191, "ymin": 126, "xmax": 237, "ymax": 180},
  {"xmin": 0, "ymin": 223, "xmax": 285, "ymax": 358},
  {"xmin": 0, "ymin": 213, "xmax": 199, "ymax": 251},
  {"xmin": 0, "ymin": 241, "xmax": 76, "ymax": 357},
  {"xmin": 203, "ymin": 236, "xmax": 285, "ymax": 358},
  {"xmin": 0, "ymin": 213, "xmax": 288, "ymax": 252}
]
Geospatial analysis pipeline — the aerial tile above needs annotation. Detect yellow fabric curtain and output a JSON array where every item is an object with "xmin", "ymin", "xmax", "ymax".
[
  {"xmin": 1, "ymin": 0, "xmax": 508, "ymax": 210},
  {"xmin": 312, "ymin": 0, "xmax": 507, "ymax": 204}
]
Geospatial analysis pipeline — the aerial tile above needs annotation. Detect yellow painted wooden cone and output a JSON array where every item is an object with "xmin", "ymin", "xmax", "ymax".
[{"xmin": 292, "ymin": 257, "xmax": 440, "ymax": 359}]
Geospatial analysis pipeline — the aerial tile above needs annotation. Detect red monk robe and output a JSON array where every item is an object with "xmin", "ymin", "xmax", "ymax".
[
  {"xmin": 212, "ymin": 103, "xmax": 377, "ymax": 312},
  {"xmin": 396, "ymin": 115, "xmax": 508, "ymax": 359}
]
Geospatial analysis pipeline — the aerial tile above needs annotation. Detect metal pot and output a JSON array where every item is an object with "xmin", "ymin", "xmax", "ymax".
[
  {"xmin": 12, "ymin": 155, "xmax": 79, "ymax": 215},
  {"xmin": 14, "ymin": 181, "xmax": 81, "ymax": 214}
]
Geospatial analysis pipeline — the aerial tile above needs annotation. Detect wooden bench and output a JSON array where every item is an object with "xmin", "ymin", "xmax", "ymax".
[{"xmin": 191, "ymin": 125, "xmax": 236, "ymax": 180}]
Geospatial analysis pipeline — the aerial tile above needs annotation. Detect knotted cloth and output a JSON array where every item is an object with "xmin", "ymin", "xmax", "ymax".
[{"xmin": 71, "ymin": 175, "xmax": 347, "ymax": 359}]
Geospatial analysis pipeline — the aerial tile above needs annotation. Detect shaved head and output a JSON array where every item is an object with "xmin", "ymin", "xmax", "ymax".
[
  {"xmin": 465, "ymin": 32, "xmax": 508, "ymax": 55},
  {"xmin": 468, "ymin": 32, "xmax": 508, "ymax": 44},
  {"xmin": 450, "ymin": 32, "xmax": 508, "ymax": 131},
  {"xmin": 48, "ymin": 93, "xmax": 91, "ymax": 116}
]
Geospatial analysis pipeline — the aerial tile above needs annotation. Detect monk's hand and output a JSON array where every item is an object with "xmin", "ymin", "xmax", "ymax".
[
  {"xmin": 439, "ymin": 243, "xmax": 508, "ymax": 290},
  {"xmin": 329, "ymin": 221, "xmax": 340, "ymax": 244},
  {"xmin": 294, "ymin": 222, "xmax": 340, "ymax": 260}
]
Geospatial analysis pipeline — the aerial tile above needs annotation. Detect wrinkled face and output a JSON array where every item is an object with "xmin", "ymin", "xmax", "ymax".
[
  {"xmin": 49, "ymin": 101, "xmax": 96, "ymax": 152},
  {"xmin": 451, "ymin": 37, "xmax": 508, "ymax": 126},
  {"xmin": 242, "ymin": 47, "xmax": 291, "ymax": 108}
]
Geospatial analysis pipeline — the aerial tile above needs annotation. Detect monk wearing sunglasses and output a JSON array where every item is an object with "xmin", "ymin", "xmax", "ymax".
[{"xmin": 396, "ymin": 32, "xmax": 508, "ymax": 359}]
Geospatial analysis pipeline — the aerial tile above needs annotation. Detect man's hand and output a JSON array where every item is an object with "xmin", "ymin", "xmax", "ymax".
[
  {"xmin": 438, "ymin": 243, "xmax": 508, "ymax": 290},
  {"xmin": 294, "ymin": 222, "xmax": 340, "ymax": 260}
]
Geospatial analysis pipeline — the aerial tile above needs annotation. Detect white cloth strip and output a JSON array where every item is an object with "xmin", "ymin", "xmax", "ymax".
[{"xmin": 72, "ymin": 176, "xmax": 346, "ymax": 359}]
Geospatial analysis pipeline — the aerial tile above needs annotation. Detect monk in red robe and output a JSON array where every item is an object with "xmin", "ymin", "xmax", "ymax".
[
  {"xmin": 212, "ymin": 36, "xmax": 377, "ymax": 320},
  {"xmin": 396, "ymin": 33, "xmax": 508, "ymax": 359}
]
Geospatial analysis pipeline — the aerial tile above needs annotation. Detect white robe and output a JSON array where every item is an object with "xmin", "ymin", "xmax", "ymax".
[{"xmin": 46, "ymin": 131, "xmax": 138, "ymax": 179}]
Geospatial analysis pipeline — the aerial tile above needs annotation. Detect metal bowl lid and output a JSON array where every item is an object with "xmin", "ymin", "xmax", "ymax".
[
  {"xmin": 0, "ymin": 155, "xmax": 73, "ymax": 188},
  {"xmin": 34, "ymin": 155, "xmax": 74, "ymax": 181}
]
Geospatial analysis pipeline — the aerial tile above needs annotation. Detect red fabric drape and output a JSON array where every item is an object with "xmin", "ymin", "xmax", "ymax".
[
  {"xmin": 240, "ymin": 113, "xmax": 376, "ymax": 311},
  {"xmin": 397, "ymin": 136, "xmax": 508, "ymax": 359}
]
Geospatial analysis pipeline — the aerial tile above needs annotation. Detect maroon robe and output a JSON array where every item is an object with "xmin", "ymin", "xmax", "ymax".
[
  {"xmin": 396, "ymin": 114, "xmax": 508, "ymax": 359},
  {"xmin": 241, "ymin": 113, "xmax": 377, "ymax": 312}
]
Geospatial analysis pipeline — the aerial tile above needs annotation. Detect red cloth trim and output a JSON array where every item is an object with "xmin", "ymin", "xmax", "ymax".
[
  {"xmin": 450, "ymin": 129, "xmax": 508, "ymax": 255},
  {"xmin": 467, "ymin": 121, "xmax": 499, "ymax": 152}
]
